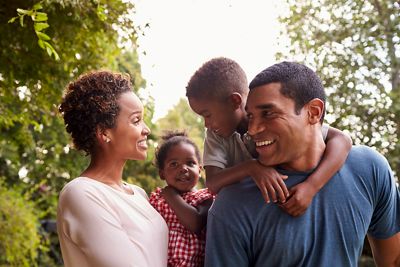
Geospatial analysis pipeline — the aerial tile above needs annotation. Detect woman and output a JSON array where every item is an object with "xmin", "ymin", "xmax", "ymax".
[{"xmin": 57, "ymin": 71, "xmax": 168, "ymax": 267}]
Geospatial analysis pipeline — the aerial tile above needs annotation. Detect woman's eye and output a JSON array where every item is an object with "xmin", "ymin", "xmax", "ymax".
[{"xmin": 131, "ymin": 117, "xmax": 141, "ymax": 125}]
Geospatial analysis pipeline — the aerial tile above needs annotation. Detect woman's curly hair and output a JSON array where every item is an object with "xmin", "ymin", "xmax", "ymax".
[
  {"xmin": 59, "ymin": 71, "xmax": 132, "ymax": 154},
  {"xmin": 154, "ymin": 130, "xmax": 202, "ymax": 170}
]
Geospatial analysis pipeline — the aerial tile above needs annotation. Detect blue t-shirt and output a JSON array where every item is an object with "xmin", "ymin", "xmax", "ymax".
[{"xmin": 205, "ymin": 146, "xmax": 400, "ymax": 267}]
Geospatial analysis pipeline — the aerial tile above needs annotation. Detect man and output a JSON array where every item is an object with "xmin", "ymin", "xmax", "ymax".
[{"xmin": 204, "ymin": 61, "xmax": 400, "ymax": 267}]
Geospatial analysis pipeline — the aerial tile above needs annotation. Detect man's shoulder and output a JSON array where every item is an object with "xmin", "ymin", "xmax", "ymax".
[
  {"xmin": 212, "ymin": 178, "xmax": 261, "ymax": 208},
  {"xmin": 349, "ymin": 145, "xmax": 389, "ymax": 167}
]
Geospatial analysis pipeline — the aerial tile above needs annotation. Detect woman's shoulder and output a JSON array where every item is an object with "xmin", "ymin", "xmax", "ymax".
[
  {"xmin": 129, "ymin": 184, "xmax": 149, "ymax": 199},
  {"xmin": 59, "ymin": 177, "xmax": 108, "ymax": 202}
]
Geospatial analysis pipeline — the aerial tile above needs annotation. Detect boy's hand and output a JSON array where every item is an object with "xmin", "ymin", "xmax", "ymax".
[
  {"xmin": 250, "ymin": 160, "xmax": 288, "ymax": 203},
  {"xmin": 279, "ymin": 181, "xmax": 317, "ymax": 217}
]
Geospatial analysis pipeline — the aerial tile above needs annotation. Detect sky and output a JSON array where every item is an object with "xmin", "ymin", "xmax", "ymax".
[{"xmin": 133, "ymin": 0, "xmax": 287, "ymax": 121}]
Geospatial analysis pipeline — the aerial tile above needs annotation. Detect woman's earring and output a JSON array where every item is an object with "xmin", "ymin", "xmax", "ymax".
[{"xmin": 105, "ymin": 138, "xmax": 110, "ymax": 143}]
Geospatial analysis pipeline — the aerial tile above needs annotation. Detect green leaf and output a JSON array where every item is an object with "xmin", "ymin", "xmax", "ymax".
[
  {"xmin": 37, "ymin": 39, "xmax": 45, "ymax": 49},
  {"xmin": 36, "ymin": 31, "xmax": 51, "ymax": 41},
  {"xmin": 33, "ymin": 3, "xmax": 43, "ymax": 10},
  {"xmin": 42, "ymin": 41, "xmax": 60, "ymax": 61},
  {"xmin": 7, "ymin": 17, "xmax": 18, "ymax": 23},
  {"xmin": 34, "ymin": 22, "xmax": 49, "ymax": 32},
  {"xmin": 16, "ymin": 8, "xmax": 32, "ymax": 15},
  {"xmin": 96, "ymin": 5, "xmax": 107, "ymax": 21},
  {"xmin": 33, "ymin": 12, "xmax": 48, "ymax": 22},
  {"xmin": 19, "ymin": 15, "xmax": 24, "ymax": 27}
]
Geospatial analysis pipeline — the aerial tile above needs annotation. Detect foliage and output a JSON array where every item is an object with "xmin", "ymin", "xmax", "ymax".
[
  {"xmin": 0, "ymin": 184, "xmax": 41, "ymax": 267},
  {"xmin": 0, "ymin": 0, "xmax": 160, "ymax": 264},
  {"xmin": 0, "ymin": 0, "xmax": 155, "ymax": 214},
  {"xmin": 277, "ymin": 0, "xmax": 400, "ymax": 179},
  {"xmin": 8, "ymin": 2, "xmax": 59, "ymax": 60},
  {"xmin": 156, "ymin": 98, "xmax": 205, "ymax": 153}
]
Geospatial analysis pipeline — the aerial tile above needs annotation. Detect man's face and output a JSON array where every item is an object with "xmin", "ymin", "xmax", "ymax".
[
  {"xmin": 188, "ymin": 96, "xmax": 241, "ymax": 138},
  {"xmin": 245, "ymin": 82, "xmax": 309, "ymax": 170}
]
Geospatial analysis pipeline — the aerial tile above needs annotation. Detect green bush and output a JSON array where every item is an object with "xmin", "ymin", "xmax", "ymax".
[{"xmin": 0, "ymin": 184, "xmax": 41, "ymax": 267}]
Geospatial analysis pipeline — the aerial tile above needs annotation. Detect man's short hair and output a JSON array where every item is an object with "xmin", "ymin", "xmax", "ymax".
[
  {"xmin": 249, "ymin": 61, "xmax": 326, "ymax": 122},
  {"xmin": 186, "ymin": 57, "xmax": 248, "ymax": 101}
]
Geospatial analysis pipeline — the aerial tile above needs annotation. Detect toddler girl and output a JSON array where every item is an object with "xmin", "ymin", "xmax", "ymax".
[{"xmin": 149, "ymin": 131, "xmax": 214, "ymax": 267}]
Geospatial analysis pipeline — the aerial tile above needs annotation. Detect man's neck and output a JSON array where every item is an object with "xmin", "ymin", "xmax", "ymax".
[{"xmin": 279, "ymin": 132, "xmax": 326, "ymax": 172}]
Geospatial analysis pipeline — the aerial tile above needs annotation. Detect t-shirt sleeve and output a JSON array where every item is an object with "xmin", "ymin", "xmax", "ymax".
[
  {"xmin": 321, "ymin": 123, "xmax": 329, "ymax": 141},
  {"xmin": 57, "ymin": 184, "xmax": 139, "ymax": 267},
  {"xmin": 367, "ymin": 150, "xmax": 400, "ymax": 239},
  {"xmin": 203, "ymin": 129, "xmax": 229, "ymax": 169}
]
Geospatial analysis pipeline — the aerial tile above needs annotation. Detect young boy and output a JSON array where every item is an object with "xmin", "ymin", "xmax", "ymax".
[{"xmin": 186, "ymin": 57, "xmax": 352, "ymax": 216}]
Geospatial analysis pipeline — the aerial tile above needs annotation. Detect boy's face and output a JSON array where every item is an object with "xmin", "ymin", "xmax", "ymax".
[
  {"xmin": 188, "ymin": 96, "xmax": 242, "ymax": 138},
  {"xmin": 246, "ymin": 82, "xmax": 309, "ymax": 170}
]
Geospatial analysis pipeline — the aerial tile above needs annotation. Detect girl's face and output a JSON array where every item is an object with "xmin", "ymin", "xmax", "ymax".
[{"xmin": 159, "ymin": 142, "xmax": 202, "ymax": 193}]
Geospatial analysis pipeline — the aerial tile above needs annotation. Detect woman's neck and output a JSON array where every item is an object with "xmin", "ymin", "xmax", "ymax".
[{"xmin": 81, "ymin": 154, "xmax": 125, "ymax": 184}]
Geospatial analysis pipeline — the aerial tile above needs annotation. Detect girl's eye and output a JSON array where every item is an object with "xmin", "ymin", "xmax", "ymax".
[
  {"xmin": 169, "ymin": 162, "xmax": 178, "ymax": 168},
  {"xmin": 187, "ymin": 161, "xmax": 196, "ymax": 167}
]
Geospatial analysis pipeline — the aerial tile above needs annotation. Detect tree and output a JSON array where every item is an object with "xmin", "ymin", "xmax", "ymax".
[
  {"xmin": 156, "ymin": 98, "xmax": 205, "ymax": 152},
  {"xmin": 1, "ymin": 0, "xmax": 159, "ymax": 264},
  {"xmin": 277, "ymin": 0, "xmax": 400, "ymax": 179}
]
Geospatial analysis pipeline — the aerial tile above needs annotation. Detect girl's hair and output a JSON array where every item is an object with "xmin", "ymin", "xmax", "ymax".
[{"xmin": 155, "ymin": 130, "xmax": 202, "ymax": 170}]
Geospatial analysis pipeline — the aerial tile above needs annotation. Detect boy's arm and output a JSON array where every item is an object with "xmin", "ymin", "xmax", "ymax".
[
  {"xmin": 280, "ymin": 126, "xmax": 352, "ymax": 216},
  {"xmin": 206, "ymin": 161, "xmax": 288, "ymax": 203},
  {"xmin": 161, "ymin": 186, "xmax": 213, "ymax": 234}
]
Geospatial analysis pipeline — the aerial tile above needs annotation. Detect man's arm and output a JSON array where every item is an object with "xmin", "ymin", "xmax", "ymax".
[{"xmin": 368, "ymin": 233, "xmax": 400, "ymax": 267}]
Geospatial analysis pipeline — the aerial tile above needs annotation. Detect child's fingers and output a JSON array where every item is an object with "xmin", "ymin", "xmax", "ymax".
[
  {"xmin": 271, "ymin": 182, "xmax": 286, "ymax": 203},
  {"xmin": 280, "ymin": 174, "xmax": 289, "ymax": 180},
  {"xmin": 255, "ymin": 181, "xmax": 271, "ymax": 203},
  {"xmin": 265, "ymin": 183, "xmax": 278, "ymax": 203},
  {"xmin": 277, "ymin": 178, "xmax": 289, "ymax": 198},
  {"xmin": 260, "ymin": 186, "xmax": 271, "ymax": 203},
  {"xmin": 280, "ymin": 195, "xmax": 307, "ymax": 217}
]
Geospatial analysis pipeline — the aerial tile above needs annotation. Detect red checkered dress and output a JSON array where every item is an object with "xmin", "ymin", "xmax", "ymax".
[{"xmin": 149, "ymin": 188, "xmax": 214, "ymax": 267}]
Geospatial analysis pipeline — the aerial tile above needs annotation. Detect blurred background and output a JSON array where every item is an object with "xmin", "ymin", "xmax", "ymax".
[{"xmin": 0, "ymin": 0, "xmax": 398, "ymax": 266}]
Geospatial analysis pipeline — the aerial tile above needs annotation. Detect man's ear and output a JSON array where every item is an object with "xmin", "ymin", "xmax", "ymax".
[
  {"xmin": 307, "ymin": 98, "xmax": 324, "ymax": 125},
  {"xmin": 228, "ymin": 93, "xmax": 243, "ymax": 110}
]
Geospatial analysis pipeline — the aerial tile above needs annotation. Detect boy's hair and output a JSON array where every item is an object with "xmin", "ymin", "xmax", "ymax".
[
  {"xmin": 59, "ymin": 71, "xmax": 132, "ymax": 154},
  {"xmin": 186, "ymin": 57, "xmax": 248, "ymax": 101},
  {"xmin": 249, "ymin": 61, "xmax": 326, "ymax": 122},
  {"xmin": 155, "ymin": 130, "xmax": 202, "ymax": 170}
]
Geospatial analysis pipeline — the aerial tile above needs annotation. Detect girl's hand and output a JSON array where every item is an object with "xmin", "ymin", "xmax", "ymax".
[{"xmin": 250, "ymin": 161, "xmax": 288, "ymax": 203}]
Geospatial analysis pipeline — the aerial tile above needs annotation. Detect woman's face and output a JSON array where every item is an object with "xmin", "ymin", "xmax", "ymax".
[{"xmin": 106, "ymin": 91, "xmax": 150, "ymax": 161}]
